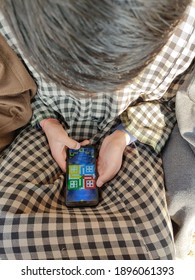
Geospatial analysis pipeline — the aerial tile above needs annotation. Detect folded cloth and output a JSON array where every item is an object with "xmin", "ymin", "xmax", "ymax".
[{"xmin": 0, "ymin": 33, "xmax": 36, "ymax": 151}]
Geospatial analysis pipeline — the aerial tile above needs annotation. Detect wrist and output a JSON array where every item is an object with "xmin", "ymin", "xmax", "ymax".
[
  {"xmin": 112, "ymin": 130, "xmax": 130, "ymax": 148},
  {"xmin": 40, "ymin": 118, "xmax": 60, "ymax": 132},
  {"xmin": 112, "ymin": 124, "xmax": 136, "ymax": 146}
]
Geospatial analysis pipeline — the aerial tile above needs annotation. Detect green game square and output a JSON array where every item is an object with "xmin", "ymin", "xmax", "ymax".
[{"xmin": 68, "ymin": 178, "xmax": 83, "ymax": 190}]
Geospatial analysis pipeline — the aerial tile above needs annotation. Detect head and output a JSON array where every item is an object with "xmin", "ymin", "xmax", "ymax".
[{"xmin": 0, "ymin": 0, "xmax": 191, "ymax": 94}]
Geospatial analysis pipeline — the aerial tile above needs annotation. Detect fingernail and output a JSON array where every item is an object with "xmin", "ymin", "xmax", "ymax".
[{"xmin": 76, "ymin": 142, "xmax": 80, "ymax": 149}]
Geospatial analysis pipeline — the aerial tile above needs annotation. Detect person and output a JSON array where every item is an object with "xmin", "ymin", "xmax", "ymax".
[{"xmin": 0, "ymin": 0, "xmax": 194, "ymax": 260}]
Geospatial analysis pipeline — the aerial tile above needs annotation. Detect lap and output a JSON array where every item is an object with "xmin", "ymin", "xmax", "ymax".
[{"xmin": 0, "ymin": 126, "xmax": 174, "ymax": 259}]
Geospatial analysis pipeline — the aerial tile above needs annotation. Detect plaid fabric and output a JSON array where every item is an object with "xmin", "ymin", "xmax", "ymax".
[
  {"xmin": 0, "ymin": 3, "xmax": 195, "ymax": 260},
  {"xmin": 1, "ymin": 4, "xmax": 195, "ymax": 151},
  {"xmin": 0, "ymin": 126, "xmax": 174, "ymax": 260},
  {"xmin": 120, "ymin": 3, "xmax": 195, "ymax": 152}
]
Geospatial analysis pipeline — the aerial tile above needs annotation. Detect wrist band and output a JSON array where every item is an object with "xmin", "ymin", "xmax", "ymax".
[{"xmin": 113, "ymin": 124, "xmax": 137, "ymax": 145}]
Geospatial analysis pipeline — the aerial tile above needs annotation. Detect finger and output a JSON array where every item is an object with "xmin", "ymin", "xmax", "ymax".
[
  {"xmin": 64, "ymin": 136, "xmax": 80, "ymax": 150},
  {"xmin": 52, "ymin": 148, "xmax": 67, "ymax": 172},
  {"xmin": 96, "ymin": 177, "xmax": 105, "ymax": 188},
  {"xmin": 96, "ymin": 159, "xmax": 119, "ymax": 187},
  {"xmin": 96, "ymin": 167, "xmax": 108, "ymax": 188},
  {"xmin": 96, "ymin": 170, "xmax": 112, "ymax": 187},
  {"xmin": 96, "ymin": 160, "xmax": 106, "ymax": 187},
  {"xmin": 96, "ymin": 170, "xmax": 115, "ymax": 188},
  {"xmin": 80, "ymin": 139, "xmax": 90, "ymax": 146}
]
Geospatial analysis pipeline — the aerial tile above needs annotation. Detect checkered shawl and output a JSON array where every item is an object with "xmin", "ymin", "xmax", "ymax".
[{"xmin": 0, "ymin": 3, "xmax": 195, "ymax": 260}]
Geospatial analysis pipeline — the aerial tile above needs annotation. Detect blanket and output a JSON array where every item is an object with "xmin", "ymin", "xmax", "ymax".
[{"xmin": 163, "ymin": 62, "xmax": 195, "ymax": 258}]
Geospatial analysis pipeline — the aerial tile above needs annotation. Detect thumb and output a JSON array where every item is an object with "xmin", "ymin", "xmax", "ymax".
[
  {"xmin": 64, "ymin": 136, "xmax": 80, "ymax": 150},
  {"xmin": 51, "ymin": 146, "xmax": 67, "ymax": 172},
  {"xmin": 96, "ymin": 163, "xmax": 119, "ymax": 188},
  {"xmin": 96, "ymin": 176, "xmax": 105, "ymax": 188}
]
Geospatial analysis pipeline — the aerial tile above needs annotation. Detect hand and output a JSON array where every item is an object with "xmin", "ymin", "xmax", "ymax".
[
  {"xmin": 40, "ymin": 118, "xmax": 89, "ymax": 172},
  {"xmin": 96, "ymin": 130, "xmax": 129, "ymax": 187}
]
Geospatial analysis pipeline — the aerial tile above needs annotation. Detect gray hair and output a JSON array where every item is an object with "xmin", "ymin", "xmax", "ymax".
[{"xmin": 0, "ymin": 0, "xmax": 191, "ymax": 94}]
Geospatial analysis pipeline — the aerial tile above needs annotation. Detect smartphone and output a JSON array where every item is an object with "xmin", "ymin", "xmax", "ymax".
[{"xmin": 65, "ymin": 145, "xmax": 99, "ymax": 207}]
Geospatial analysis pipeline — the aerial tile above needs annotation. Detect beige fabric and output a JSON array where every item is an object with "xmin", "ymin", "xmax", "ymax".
[{"xmin": 0, "ymin": 33, "xmax": 37, "ymax": 151}]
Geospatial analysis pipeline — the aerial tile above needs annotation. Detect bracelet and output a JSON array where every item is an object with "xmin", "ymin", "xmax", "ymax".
[{"xmin": 40, "ymin": 118, "xmax": 60, "ymax": 131}]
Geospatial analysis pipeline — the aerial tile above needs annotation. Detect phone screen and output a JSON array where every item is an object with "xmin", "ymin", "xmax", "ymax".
[{"xmin": 65, "ymin": 145, "xmax": 99, "ymax": 207}]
